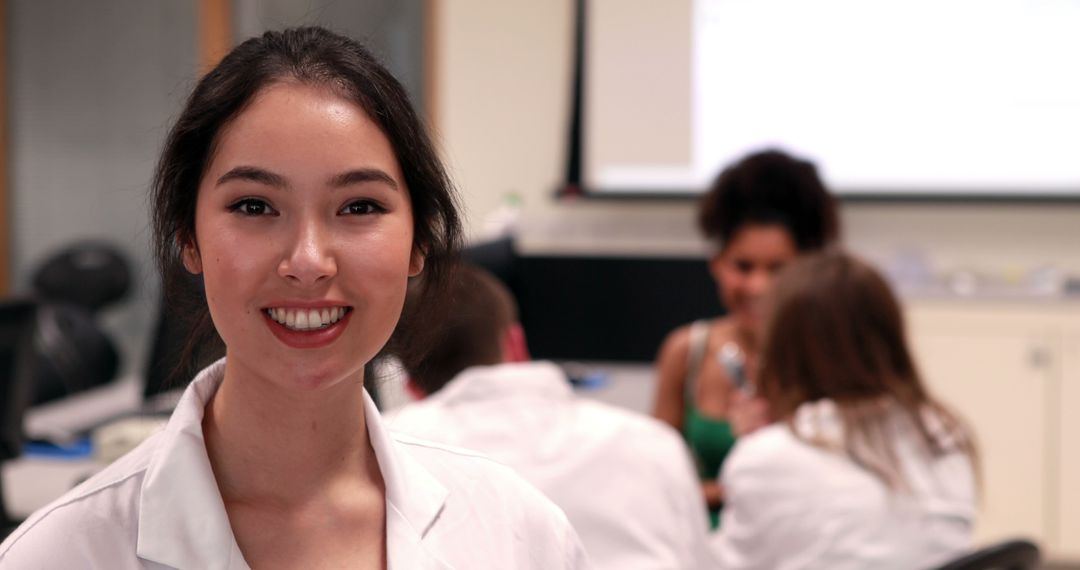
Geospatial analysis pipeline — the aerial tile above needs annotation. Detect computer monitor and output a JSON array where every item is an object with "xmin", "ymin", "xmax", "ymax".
[
  {"xmin": 0, "ymin": 299, "xmax": 37, "ymax": 462},
  {"xmin": 515, "ymin": 255, "xmax": 725, "ymax": 362},
  {"xmin": 143, "ymin": 274, "xmax": 221, "ymax": 401},
  {"xmin": 0, "ymin": 299, "xmax": 38, "ymax": 528}
]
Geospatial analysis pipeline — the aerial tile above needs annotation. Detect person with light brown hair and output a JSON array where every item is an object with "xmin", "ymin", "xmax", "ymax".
[{"xmin": 712, "ymin": 250, "xmax": 977, "ymax": 569}]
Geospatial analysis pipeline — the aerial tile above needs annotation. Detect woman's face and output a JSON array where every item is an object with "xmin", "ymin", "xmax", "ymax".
[
  {"xmin": 184, "ymin": 82, "xmax": 422, "ymax": 390},
  {"xmin": 710, "ymin": 223, "xmax": 799, "ymax": 338}
]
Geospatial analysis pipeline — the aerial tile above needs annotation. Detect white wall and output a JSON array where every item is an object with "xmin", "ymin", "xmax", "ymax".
[
  {"xmin": 10, "ymin": 0, "xmax": 197, "ymax": 374},
  {"xmin": 432, "ymin": 0, "xmax": 1080, "ymax": 283}
]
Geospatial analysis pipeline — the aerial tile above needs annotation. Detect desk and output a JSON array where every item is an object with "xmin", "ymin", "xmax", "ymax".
[
  {"xmin": 23, "ymin": 375, "xmax": 143, "ymax": 442},
  {"xmin": 2, "ymin": 456, "xmax": 105, "ymax": 520},
  {"xmin": 562, "ymin": 361, "xmax": 655, "ymax": 414},
  {"xmin": 4, "ymin": 376, "xmax": 145, "ymax": 521}
]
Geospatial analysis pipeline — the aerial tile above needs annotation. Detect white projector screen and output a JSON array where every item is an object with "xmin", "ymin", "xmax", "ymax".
[{"xmin": 583, "ymin": 0, "xmax": 1080, "ymax": 197}]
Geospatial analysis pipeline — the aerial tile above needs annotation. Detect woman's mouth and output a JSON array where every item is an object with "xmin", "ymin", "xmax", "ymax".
[
  {"xmin": 264, "ymin": 306, "xmax": 351, "ymax": 332},
  {"xmin": 261, "ymin": 305, "xmax": 353, "ymax": 349}
]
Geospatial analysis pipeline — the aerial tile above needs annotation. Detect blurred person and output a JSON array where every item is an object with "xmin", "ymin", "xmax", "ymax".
[
  {"xmin": 713, "ymin": 250, "xmax": 977, "ymax": 569},
  {"xmin": 652, "ymin": 149, "xmax": 840, "ymax": 528},
  {"xmin": 388, "ymin": 263, "xmax": 715, "ymax": 569},
  {"xmin": 0, "ymin": 27, "xmax": 587, "ymax": 568}
]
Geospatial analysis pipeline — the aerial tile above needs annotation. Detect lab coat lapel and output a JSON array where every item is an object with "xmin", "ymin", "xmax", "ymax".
[
  {"xmin": 135, "ymin": 363, "xmax": 453, "ymax": 569},
  {"xmin": 136, "ymin": 360, "xmax": 250, "ymax": 569},
  {"xmin": 364, "ymin": 392, "xmax": 453, "ymax": 569},
  {"xmin": 385, "ymin": 505, "xmax": 455, "ymax": 570}
]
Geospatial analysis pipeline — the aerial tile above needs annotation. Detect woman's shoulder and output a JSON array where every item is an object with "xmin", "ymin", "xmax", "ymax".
[
  {"xmin": 722, "ymin": 414, "xmax": 848, "ymax": 491},
  {"xmin": 657, "ymin": 322, "xmax": 694, "ymax": 358},
  {"xmin": 657, "ymin": 317, "xmax": 727, "ymax": 362},
  {"xmin": 664, "ymin": 315, "xmax": 738, "ymax": 349},
  {"xmin": 0, "ymin": 434, "xmax": 161, "ymax": 566}
]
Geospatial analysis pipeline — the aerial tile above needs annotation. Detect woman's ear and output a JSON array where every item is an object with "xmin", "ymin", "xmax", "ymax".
[
  {"xmin": 408, "ymin": 247, "xmax": 426, "ymax": 277},
  {"xmin": 708, "ymin": 252, "xmax": 724, "ymax": 281},
  {"xmin": 180, "ymin": 239, "xmax": 203, "ymax": 274}
]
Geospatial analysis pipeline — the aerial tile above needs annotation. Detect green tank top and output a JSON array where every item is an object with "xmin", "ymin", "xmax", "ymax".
[{"xmin": 682, "ymin": 320, "xmax": 737, "ymax": 529}]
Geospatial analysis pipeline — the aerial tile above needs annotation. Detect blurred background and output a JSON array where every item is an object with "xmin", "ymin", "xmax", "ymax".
[{"xmin": 0, "ymin": 0, "xmax": 1078, "ymax": 565}]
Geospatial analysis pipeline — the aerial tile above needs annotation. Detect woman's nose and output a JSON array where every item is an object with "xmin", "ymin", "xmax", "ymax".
[
  {"xmin": 278, "ymin": 220, "xmax": 337, "ymax": 286},
  {"xmin": 745, "ymin": 270, "xmax": 772, "ymax": 297}
]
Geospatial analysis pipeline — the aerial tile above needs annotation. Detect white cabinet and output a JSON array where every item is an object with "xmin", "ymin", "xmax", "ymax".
[{"xmin": 906, "ymin": 301, "xmax": 1080, "ymax": 563}]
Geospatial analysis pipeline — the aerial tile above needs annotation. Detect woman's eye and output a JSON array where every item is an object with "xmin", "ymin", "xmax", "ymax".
[
  {"xmin": 340, "ymin": 200, "xmax": 384, "ymax": 216},
  {"xmin": 228, "ymin": 198, "xmax": 276, "ymax": 216}
]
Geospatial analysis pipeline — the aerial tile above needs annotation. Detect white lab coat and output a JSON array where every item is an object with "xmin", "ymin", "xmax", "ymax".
[
  {"xmin": 713, "ymin": 399, "xmax": 976, "ymax": 570},
  {"xmin": 386, "ymin": 361, "xmax": 715, "ymax": 570},
  {"xmin": 0, "ymin": 359, "xmax": 588, "ymax": 569}
]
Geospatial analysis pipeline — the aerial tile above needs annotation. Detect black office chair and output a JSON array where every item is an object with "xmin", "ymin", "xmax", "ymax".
[
  {"xmin": 31, "ymin": 241, "xmax": 131, "ymax": 314},
  {"xmin": 28, "ymin": 242, "xmax": 131, "ymax": 405},
  {"xmin": 935, "ymin": 539, "xmax": 1041, "ymax": 570},
  {"xmin": 0, "ymin": 300, "xmax": 39, "ymax": 539}
]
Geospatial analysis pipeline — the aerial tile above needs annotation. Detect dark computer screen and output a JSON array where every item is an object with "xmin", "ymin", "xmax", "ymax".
[
  {"xmin": 0, "ymin": 300, "xmax": 38, "ymax": 462},
  {"xmin": 143, "ymin": 275, "xmax": 222, "ymax": 400}
]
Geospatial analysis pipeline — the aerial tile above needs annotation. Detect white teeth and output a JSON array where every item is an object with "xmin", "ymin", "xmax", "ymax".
[{"xmin": 266, "ymin": 307, "xmax": 347, "ymax": 331}]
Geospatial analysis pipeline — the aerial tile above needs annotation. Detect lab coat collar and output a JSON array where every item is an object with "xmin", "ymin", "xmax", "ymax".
[
  {"xmin": 364, "ymin": 389, "xmax": 453, "ymax": 570},
  {"xmin": 433, "ymin": 360, "xmax": 573, "ymax": 404},
  {"xmin": 362, "ymin": 381, "xmax": 449, "ymax": 541},
  {"xmin": 137, "ymin": 359, "xmax": 246, "ymax": 569},
  {"xmin": 136, "ymin": 359, "xmax": 451, "ymax": 569}
]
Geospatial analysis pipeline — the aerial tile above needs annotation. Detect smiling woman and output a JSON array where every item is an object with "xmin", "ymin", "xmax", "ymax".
[
  {"xmin": 0, "ymin": 27, "xmax": 586, "ymax": 569},
  {"xmin": 183, "ymin": 81, "xmax": 420, "ymax": 389}
]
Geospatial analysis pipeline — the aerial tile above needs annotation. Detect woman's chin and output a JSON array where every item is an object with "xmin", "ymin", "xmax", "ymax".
[
  {"xmin": 733, "ymin": 314, "xmax": 763, "ymax": 337},
  {"xmin": 270, "ymin": 357, "xmax": 366, "ymax": 392}
]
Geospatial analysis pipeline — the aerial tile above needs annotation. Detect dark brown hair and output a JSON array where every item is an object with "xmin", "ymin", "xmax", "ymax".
[
  {"xmin": 699, "ymin": 149, "xmax": 839, "ymax": 251},
  {"xmin": 150, "ymin": 27, "xmax": 462, "ymax": 384},
  {"xmin": 404, "ymin": 263, "xmax": 518, "ymax": 395},
  {"xmin": 756, "ymin": 250, "xmax": 976, "ymax": 488}
]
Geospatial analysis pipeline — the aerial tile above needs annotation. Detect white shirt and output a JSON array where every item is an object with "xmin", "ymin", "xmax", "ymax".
[
  {"xmin": 386, "ymin": 361, "xmax": 715, "ymax": 570},
  {"xmin": 713, "ymin": 399, "xmax": 976, "ymax": 570},
  {"xmin": 0, "ymin": 359, "xmax": 588, "ymax": 569}
]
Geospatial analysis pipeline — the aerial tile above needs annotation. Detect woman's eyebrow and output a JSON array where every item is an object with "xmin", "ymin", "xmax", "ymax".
[
  {"xmin": 216, "ymin": 166, "xmax": 289, "ymax": 189},
  {"xmin": 328, "ymin": 168, "xmax": 399, "ymax": 191}
]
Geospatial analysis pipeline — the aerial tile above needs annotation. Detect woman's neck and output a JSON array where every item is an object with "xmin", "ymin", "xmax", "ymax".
[
  {"xmin": 730, "ymin": 322, "xmax": 759, "ymax": 356},
  {"xmin": 202, "ymin": 358, "xmax": 380, "ymax": 508}
]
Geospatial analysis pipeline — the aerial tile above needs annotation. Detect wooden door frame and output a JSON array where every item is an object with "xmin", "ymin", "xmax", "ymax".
[{"xmin": 199, "ymin": 0, "xmax": 232, "ymax": 73}]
